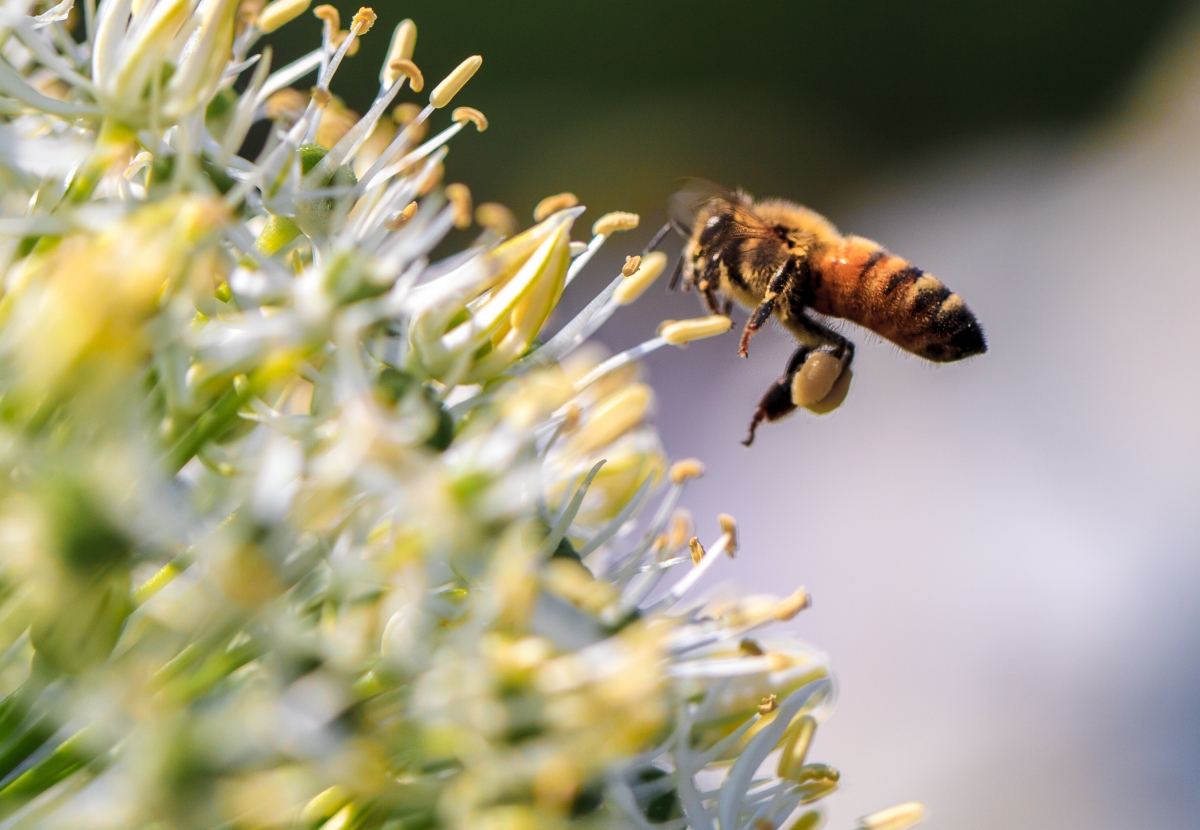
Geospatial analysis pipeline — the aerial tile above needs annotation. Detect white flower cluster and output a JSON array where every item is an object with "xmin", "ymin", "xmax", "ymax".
[{"xmin": 0, "ymin": 2, "xmax": 924, "ymax": 829}]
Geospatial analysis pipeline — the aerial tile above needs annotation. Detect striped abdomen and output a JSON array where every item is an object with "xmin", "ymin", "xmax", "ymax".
[{"xmin": 811, "ymin": 235, "xmax": 986, "ymax": 362}]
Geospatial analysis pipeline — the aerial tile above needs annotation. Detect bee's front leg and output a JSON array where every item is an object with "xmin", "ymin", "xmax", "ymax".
[{"xmin": 738, "ymin": 259, "xmax": 794, "ymax": 358}]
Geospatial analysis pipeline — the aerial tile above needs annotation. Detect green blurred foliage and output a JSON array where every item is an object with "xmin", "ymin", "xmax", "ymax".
[{"xmin": 266, "ymin": 1, "xmax": 1188, "ymax": 217}]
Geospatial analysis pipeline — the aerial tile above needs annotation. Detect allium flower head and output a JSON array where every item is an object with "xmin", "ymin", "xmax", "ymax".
[{"xmin": 0, "ymin": 4, "xmax": 925, "ymax": 830}]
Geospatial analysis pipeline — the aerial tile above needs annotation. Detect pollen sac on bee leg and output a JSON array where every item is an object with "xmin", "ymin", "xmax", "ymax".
[{"xmin": 789, "ymin": 352, "xmax": 844, "ymax": 408}]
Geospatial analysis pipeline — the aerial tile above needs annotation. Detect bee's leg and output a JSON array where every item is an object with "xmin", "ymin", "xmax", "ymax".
[
  {"xmin": 667, "ymin": 254, "xmax": 685, "ymax": 291},
  {"xmin": 785, "ymin": 313, "xmax": 856, "ymax": 408},
  {"xmin": 744, "ymin": 345, "xmax": 811, "ymax": 447},
  {"xmin": 642, "ymin": 221, "xmax": 685, "ymax": 255},
  {"xmin": 694, "ymin": 252, "xmax": 725, "ymax": 313},
  {"xmin": 737, "ymin": 260, "xmax": 793, "ymax": 358}
]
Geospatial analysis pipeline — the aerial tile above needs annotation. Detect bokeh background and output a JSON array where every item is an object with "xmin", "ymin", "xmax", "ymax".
[{"xmin": 270, "ymin": 3, "xmax": 1200, "ymax": 829}]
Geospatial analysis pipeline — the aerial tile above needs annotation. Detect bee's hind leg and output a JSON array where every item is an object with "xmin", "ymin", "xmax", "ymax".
[{"xmin": 744, "ymin": 345, "xmax": 811, "ymax": 446}]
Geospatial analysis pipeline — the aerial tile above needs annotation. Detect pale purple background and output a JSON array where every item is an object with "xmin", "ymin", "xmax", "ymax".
[{"xmin": 556, "ymin": 22, "xmax": 1200, "ymax": 830}]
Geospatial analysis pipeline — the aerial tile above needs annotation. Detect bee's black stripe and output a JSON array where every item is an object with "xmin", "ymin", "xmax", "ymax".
[
  {"xmin": 723, "ymin": 238, "xmax": 750, "ymax": 291},
  {"xmin": 859, "ymin": 250, "xmax": 885, "ymax": 280},
  {"xmin": 883, "ymin": 266, "xmax": 922, "ymax": 295},
  {"xmin": 911, "ymin": 284, "xmax": 950, "ymax": 315}
]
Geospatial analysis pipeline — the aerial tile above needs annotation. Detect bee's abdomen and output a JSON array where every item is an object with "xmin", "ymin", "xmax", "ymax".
[{"xmin": 812, "ymin": 236, "xmax": 986, "ymax": 362}]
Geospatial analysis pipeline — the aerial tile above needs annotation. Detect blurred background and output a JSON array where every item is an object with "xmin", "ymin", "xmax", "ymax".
[{"xmin": 270, "ymin": 3, "xmax": 1200, "ymax": 829}]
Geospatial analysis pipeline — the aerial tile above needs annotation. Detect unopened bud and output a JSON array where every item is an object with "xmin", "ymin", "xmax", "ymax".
[
  {"xmin": 614, "ymin": 250, "xmax": 667, "ymax": 305},
  {"xmin": 381, "ymin": 19, "xmax": 417, "ymax": 86},
  {"xmin": 774, "ymin": 588, "xmax": 811, "ymax": 621},
  {"xmin": 668, "ymin": 458, "xmax": 705, "ymax": 485},
  {"xmin": 534, "ymin": 192, "xmax": 578, "ymax": 222},
  {"xmin": 592, "ymin": 211, "xmax": 639, "ymax": 236},
  {"xmin": 430, "ymin": 55, "xmax": 483, "ymax": 108},
  {"xmin": 856, "ymin": 802, "xmax": 927, "ymax": 830},
  {"xmin": 661, "ymin": 315, "xmax": 733, "ymax": 345},
  {"xmin": 256, "ymin": 0, "xmax": 310, "ymax": 32}
]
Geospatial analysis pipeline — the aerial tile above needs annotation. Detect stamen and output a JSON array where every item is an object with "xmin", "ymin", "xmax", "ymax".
[
  {"xmin": 592, "ymin": 211, "xmax": 639, "ymax": 236},
  {"xmin": 569, "ymin": 242, "xmax": 588, "ymax": 256},
  {"xmin": 311, "ymin": 87, "xmax": 332, "ymax": 108},
  {"xmin": 856, "ymin": 802, "xmax": 927, "ymax": 830},
  {"xmin": 475, "ymin": 202, "xmax": 517, "ymax": 237},
  {"xmin": 566, "ymin": 383, "xmax": 652, "ymax": 455},
  {"xmin": 534, "ymin": 192, "xmax": 578, "ymax": 222},
  {"xmin": 614, "ymin": 251, "xmax": 667, "ymax": 305},
  {"xmin": 660, "ymin": 315, "xmax": 733, "ymax": 345},
  {"xmin": 385, "ymin": 201, "xmax": 418, "ymax": 231},
  {"xmin": 381, "ymin": 19, "xmax": 417, "ymax": 86},
  {"xmin": 776, "ymin": 715, "xmax": 817, "ymax": 780},
  {"xmin": 388, "ymin": 58, "xmax": 423, "ymax": 92},
  {"xmin": 718, "ymin": 513, "xmax": 738, "ymax": 557},
  {"xmin": 429, "ymin": 55, "xmax": 483, "ymax": 108},
  {"xmin": 313, "ymin": 3, "xmax": 339, "ymax": 31},
  {"xmin": 351, "ymin": 7, "xmax": 376, "ymax": 34},
  {"xmin": 669, "ymin": 459, "xmax": 705, "ymax": 485},
  {"xmin": 773, "ymin": 588, "xmax": 811, "ymax": 621},
  {"xmin": 757, "ymin": 694, "xmax": 778, "ymax": 715},
  {"xmin": 266, "ymin": 88, "xmax": 309, "ymax": 121},
  {"xmin": 622, "ymin": 255, "xmax": 641, "ymax": 277},
  {"xmin": 257, "ymin": 0, "xmax": 310, "ymax": 32},
  {"xmin": 452, "ymin": 106, "xmax": 488, "ymax": 131},
  {"xmin": 689, "ymin": 537, "xmax": 705, "ymax": 565},
  {"xmin": 445, "ymin": 183, "xmax": 472, "ymax": 229},
  {"xmin": 667, "ymin": 510, "xmax": 692, "ymax": 551}
]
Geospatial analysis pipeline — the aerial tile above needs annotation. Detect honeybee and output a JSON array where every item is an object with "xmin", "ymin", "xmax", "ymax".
[{"xmin": 653, "ymin": 180, "xmax": 986, "ymax": 445}]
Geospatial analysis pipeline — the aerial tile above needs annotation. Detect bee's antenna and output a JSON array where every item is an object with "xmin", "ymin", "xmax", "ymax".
[{"xmin": 642, "ymin": 222, "xmax": 674, "ymax": 256}]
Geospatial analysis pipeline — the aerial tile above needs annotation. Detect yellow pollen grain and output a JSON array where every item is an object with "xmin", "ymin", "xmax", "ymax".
[
  {"xmin": 475, "ymin": 202, "xmax": 518, "ymax": 238},
  {"xmin": 313, "ymin": 3, "xmax": 338, "ymax": 29},
  {"xmin": 351, "ymin": 7, "xmax": 376, "ymax": 33},
  {"xmin": 622, "ymin": 255, "xmax": 642, "ymax": 277},
  {"xmin": 857, "ymin": 802, "xmax": 927, "ymax": 830},
  {"xmin": 388, "ymin": 59, "xmax": 423, "ymax": 93},
  {"xmin": 661, "ymin": 315, "xmax": 733, "ymax": 345},
  {"xmin": 445, "ymin": 183, "xmax": 473, "ymax": 229},
  {"xmin": 668, "ymin": 458, "xmax": 705, "ymax": 485},
  {"xmin": 592, "ymin": 211, "xmax": 639, "ymax": 236},
  {"xmin": 256, "ymin": 0, "xmax": 310, "ymax": 33},
  {"xmin": 385, "ymin": 201, "xmax": 418, "ymax": 231},
  {"xmin": 534, "ymin": 192, "xmax": 578, "ymax": 222},
  {"xmin": 718, "ymin": 513, "xmax": 738, "ymax": 557},
  {"xmin": 773, "ymin": 587, "xmax": 811, "ymax": 621},
  {"xmin": 452, "ymin": 106, "xmax": 488, "ymax": 132},
  {"xmin": 763, "ymin": 289, "xmax": 778, "ymax": 301},
  {"xmin": 430, "ymin": 55, "xmax": 483, "ymax": 108},
  {"xmin": 689, "ymin": 537, "xmax": 705, "ymax": 565},
  {"xmin": 757, "ymin": 694, "xmax": 778, "ymax": 715}
]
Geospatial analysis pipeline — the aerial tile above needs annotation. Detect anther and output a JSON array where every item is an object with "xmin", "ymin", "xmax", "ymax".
[
  {"xmin": 718, "ymin": 513, "xmax": 738, "ymax": 557},
  {"xmin": 660, "ymin": 315, "xmax": 733, "ymax": 346},
  {"xmin": 592, "ymin": 211, "xmax": 639, "ymax": 236},
  {"xmin": 757, "ymin": 694, "xmax": 778, "ymax": 715},
  {"xmin": 667, "ymin": 510, "xmax": 692, "ymax": 551},
  {"xmin": 622, "ymin": 255, "xmax": 642, "ymax": 278},
  {"xmin": 256, "ymin": 0, "xmax": 310, "ymax": 32},
  {"xmin": 773, "ymin": 587, "xmax": 811, "ymax": 621},
  {"xmin": 765, "ymin": 652, "xmax": 791, "ymax": 671},
  {"xmin": 777, "ymin": 715, "xmax": 817, "ymax": 780},
  {"xmin": 475, "ymin": 202, "xmax": 517, "ymax": 238},
  {"xmin": 384, "ymin": 201, "xmax": 418, "ymax": 231},
  {"xmin": 856, "ymin": 802, "xmax": 926, "ymax": 830},
  {"xmin": 430, "ymin": 55, "xmax": 483, "ymax": 108},
  {"xmin": 445, "ymin": 183, "xmax": 472, "ymax": 229},
  {"xmin": 568, "ymin": 241, "xmax": 588, "ymax": 256},
  {"xmin": 668, "ymin": 458, "xmax": 705, "ymax": 485},
  {"xmin": 614, "ymin": 252, "xmax": 667, "ymax": 305},
  {"xmin": 739, "ymin": 638, "xmax": 764, "ymax": 656},
  {"xmin": 311, "ymin": 87, "xmax": 332, "ymax": 108},
  {"xmin": 313, "ymin": 3, "xmax": 338, "ymax": 29},
  {"xmin": 388, "ymin": 59, "xmax": 423, "ymax": 92},
  {"xmin": 265, "ymin": 88, "xmax": 308, "ymax": 122},
  {"xmin": 452, "ymin": 106, "xmax": 488, "ymax": 132},
  {"xmin": 351, "ymin": 7, "xmax": 376, "ymax": 33},
  {"xmin": 381, "ymin": 19, "xmax": 417, "ymax": 86},
  {"xmin": 689, "ymin": 537, "xmax": 705, "ymax": 565},
  {"xmin": 534, "ymin": 192, "xmax": 579, "ymax": 222}
]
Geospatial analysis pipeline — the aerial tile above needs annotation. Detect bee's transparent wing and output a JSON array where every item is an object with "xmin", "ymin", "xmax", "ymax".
[{"xmin": 668, "ymin": 178, "xmax": 773, "ymax": 240}]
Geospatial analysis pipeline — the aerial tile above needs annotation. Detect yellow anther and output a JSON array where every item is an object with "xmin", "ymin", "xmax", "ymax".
[
  {"xmin": 668, "ymin": 458, "xmax": 705, "ymax": 485},
  {"xmin": 559, "ymin": 402, "xmax": 581, "ymax": 434},
  {"xmin": 718, "ymin": 513, "xmax": 738, "ymax": 557},
  {"xmin": 856, "ymin": 802, "xmax": 927, "ymax": 830},
  {"xmin": 418, "ymin": 161, "xmax": 444, "ymax": 196},
  {"xmin": 739, "ymin": 638, "xmax": 764, "ymax": 656},
  {"xmin": 757, "ymin": 694, "xmax": 778, "ymax": 715},
  {"xmin": 765, "ymin": 652, "xmax": 791, "ymax": 672},
  {"xmin": 313, "ymin": 3, "xmax": 338, "ymax": 29},
  {"xmin": 777, "ymin": 715, "xmax": 817, "ymax": 780},
  {"xmin": 667, "ymin": 509, "xmax": 692, "ymax": 551},
  {"xmin": 380, "ymin": 20, "xmax": 417, "ymax": 88},
  {"xmin": 774, "ymin": 587, "xmax": 811, "ymax": 621},
  {"xmin": 430, "ymin": 55, "xmax": 483, "ymax": 108},
  {"xmin": 534, "ymin": 192, "xmax": 579, "ymax": 222},
  {"xmin": 388, "ymin": 59, "xmax": 423, "ymax": 93},
  {"xmin": 614, "ymin": 250, "xmax": 667, "ymax": 306},
  {"xmin": 385, "ymin": 201, "xmax": 418, "ymax": 231},
  {"xmin": 592, "ymin": 211, "xmax": 639, "ymax": 236},
  {"xmin": 265, "ymin": 88, "xmax": 308, "ymax": 122},
  {"xmin": 475, "ymin": 202, "xmax": 518, "ymax": 238},
  {"xmin": 445, "ymin": 183, "xmax": 473, "ymax": 229},
  {"xmin": 689, "ymin": 537, "xmax": 705, "ymax": 565},
  {"xmin": 622, "ymin": 255, "xmax": 642, "ymax": 278},
  {"xmin": 567, "ymin": 384, "xmax": 652, "ymax": 455},
  {"xmin": 452, "ymin": 106, "xmax": 488, "ymax": 132},
  {"xmin": 311, "ymin": 87, "xmax": 332, "ymax": 108},
  {"xmin": 256, "ymin": 0, "xmax": 310, "ymax": 33},
  {"xmin": 660, "ymin": 315, "xmax": 733, "ymax": 345},
  {"xmin": 351, "ymin": 7, "xmax": 376, "ymax": 33}
]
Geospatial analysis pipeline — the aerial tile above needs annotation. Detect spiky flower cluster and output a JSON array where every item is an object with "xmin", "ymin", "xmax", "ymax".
[{"xmin": 0, "ymin": 2, "xmax": 925, "ymax": 829}]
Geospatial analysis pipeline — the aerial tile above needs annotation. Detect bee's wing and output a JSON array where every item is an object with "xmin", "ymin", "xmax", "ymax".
[{"xmin": 668, "ymin": 177, "xmax": 774, "ymax": 240}]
